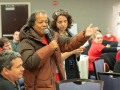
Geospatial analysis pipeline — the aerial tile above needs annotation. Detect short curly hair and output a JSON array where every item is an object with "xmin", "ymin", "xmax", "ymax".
[{"xmin": 50, "ymin": 9, "xmax": 73, "ymax": 32}]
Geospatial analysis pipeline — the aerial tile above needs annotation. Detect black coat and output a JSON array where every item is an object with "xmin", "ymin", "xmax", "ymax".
[
  {"xmin": 0, "ymin": 74, "xmax": 21, "ymax": 90},
  {"xmin": 64, "ymin": 31, "xmax": 80, "ymax": 79},
  {"xmin": 113, "ymin": 60, "xmax": 120, "ymax": 73}
]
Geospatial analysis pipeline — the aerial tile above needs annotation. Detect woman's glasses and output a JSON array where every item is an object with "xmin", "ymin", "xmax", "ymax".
[{"xmin": 55, "ymin": 10, "xmax": 67, "ymax": 16}]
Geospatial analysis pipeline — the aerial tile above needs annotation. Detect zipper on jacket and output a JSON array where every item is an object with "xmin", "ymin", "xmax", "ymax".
[
  {"xmin": 50, "ymin": 59, "xmax": 51, "ymax": 65},
  {"xmin": 51, "ymin": 56, "xmax": 55, "ymax": 90},
  {"xmin": 34, "ymin": 75, "xmax": 37, "ymax": 90},
  {"xmin": 51, "ymin": 79, "xmax": 52, "ymax": 85}
]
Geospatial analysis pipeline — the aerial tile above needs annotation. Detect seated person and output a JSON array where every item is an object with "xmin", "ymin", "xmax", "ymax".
[
  {"xmin": 103, "ymin": 28, "xmax": 117, "ymax": 41},
  {"xmin": 113, "ymin": 50, "xmax": 120, "ymax": 76},
  {"xmin": 100, "ymin": 52, "xmax": 117, "ymax": 70},
  {"xmin": 10, "ymin": 31, "xmax": 20, "ymax": 52},
  {"xmin": 105, "ymin": 44, "xmax": 120, "ymax": 70},
  {"xmin": 0, "ymin": 37, "xmax": 12, "ymax": 51},
  {"xmin": 0, "ymin": 50, "xmax": 24, "ymax": 90},
  {"xmin": 113, "ymin": 59, "xmax": 120, "ymax": 74},
  {"xmin": 88, "ymin": 31, "xmax": 120, "ymax": 78},
  {"xmin": 116, "ymin": 50, "xmax": 120, "ymax": 61},
  {"xmin": 83, "ymin": 30, "xmax": 118, "ymax": 55},
  {"xmin": 0, "ymin": 40, "xmax": 4, "ymax": 52}
]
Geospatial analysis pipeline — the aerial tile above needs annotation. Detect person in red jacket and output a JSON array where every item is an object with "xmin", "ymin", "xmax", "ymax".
[
  {"xmin": 88, "ymin": 31, "xmax": 120, "ymax": 78},
  {"xmin": 103, "ymin": 29, "xmax": 117, "ymax": 41}
]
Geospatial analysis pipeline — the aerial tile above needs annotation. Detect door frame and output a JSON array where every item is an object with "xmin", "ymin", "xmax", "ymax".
[{"xmin": 0, "ymin": 2, "xmax": 31, "ymax": 38}]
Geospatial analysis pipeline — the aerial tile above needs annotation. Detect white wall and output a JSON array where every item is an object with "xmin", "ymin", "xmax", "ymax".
[{"xmin": 0, "ymin": 0, "xmax": 120, "ymax": 36}]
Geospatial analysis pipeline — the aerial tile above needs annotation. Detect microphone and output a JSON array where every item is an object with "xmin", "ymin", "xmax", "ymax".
[{"xmin": 44, "ymin": 29, "xmax": 58, "ymax": 51}]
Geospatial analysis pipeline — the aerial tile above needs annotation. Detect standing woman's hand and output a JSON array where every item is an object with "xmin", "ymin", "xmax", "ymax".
[
  {"xmin": 49, "ymin": 40, "xmax": 58, "ymax": 52},
  {"xmin": 85, "ymin": 23, "xmax": 99, "ymax": 37}
]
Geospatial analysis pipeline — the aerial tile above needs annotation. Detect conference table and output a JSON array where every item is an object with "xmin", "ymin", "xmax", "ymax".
[{"xmin": 78, "ymin": 55, "xmax": 89, "ymax": 79}]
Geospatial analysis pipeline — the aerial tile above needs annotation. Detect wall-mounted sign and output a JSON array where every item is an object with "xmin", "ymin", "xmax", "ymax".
[{"xmin": 53, "ymin": 1, "xmax": 57, "ymax": 5}]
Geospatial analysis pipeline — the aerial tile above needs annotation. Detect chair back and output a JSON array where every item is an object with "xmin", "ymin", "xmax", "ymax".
[
  {"xmin": 56, "ymin": 78, "xmax": 104, "ymax": 90},
  {"xmin": 98, "ymin": 72, "xmax": 120, "ymax": 90},
  {"xmin": 100, "ymin": 53, "xmax": 116, "ymax": 70},
  {"xmin": 92, "ymin": 58, "xmax": 104, "ymax": 80}
]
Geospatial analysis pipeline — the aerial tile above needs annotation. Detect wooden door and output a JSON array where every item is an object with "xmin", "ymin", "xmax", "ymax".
[{"xmin": 1, "ymin": 4, "xmax": 29, "ymax": 39}]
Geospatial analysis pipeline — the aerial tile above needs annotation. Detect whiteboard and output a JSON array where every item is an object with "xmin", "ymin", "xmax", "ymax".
[{"xmin": 69, "ymin": 23, "xmax": 77, "ymax": 35}]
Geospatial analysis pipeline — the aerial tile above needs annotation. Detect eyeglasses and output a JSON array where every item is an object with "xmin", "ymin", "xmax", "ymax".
[{"xmin": 55, "ymin": 10, "xmax": 67, "ymax": 16}]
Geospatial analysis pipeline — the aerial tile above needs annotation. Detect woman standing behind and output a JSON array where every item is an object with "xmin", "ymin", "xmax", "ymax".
[
  {"xmin": 88, "ymin": 31, "xmax": 120, "ymax": 78},
  {"xmin": 50, "ymin": 9, "xmax": 83, "ymax": 80}
]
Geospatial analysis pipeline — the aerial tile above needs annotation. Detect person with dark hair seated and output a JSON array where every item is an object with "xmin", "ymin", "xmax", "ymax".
[
  {"xmin": 113, "ymin": 50, "xmax": 120, "ymax": 74},
  {"xmin": 88, "ymin": 31, "xmax": 120, "ymax": 78},
  {"xmin": 100, "ymin": 52, "xmax": 118, "ymax": 70},
  {"xmin": 113, "ymin": 59, "xmax": 120, "ymax": 74},
  {"xmin": 0, "ymin": 37, "xmax": 12, "ymax": 51},
  {"xmin": 10, "ymin": 31, "xmax": 20, "ymax": 52},
  {"xmin": 0, "ymin": 50, "xmax": 24, "ymax": 90},
  {"xmin": 0, "ymin": 40, "xmax": 4, "ymax": 52},
  {"xmin": 116, "ymin": 50, "xmax": 120, "ymax": 61}
]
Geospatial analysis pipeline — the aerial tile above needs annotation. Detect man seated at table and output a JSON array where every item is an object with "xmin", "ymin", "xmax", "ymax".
[{"xmin": 0, "ymin": 50, "xmax": 24, "ymax": 90}]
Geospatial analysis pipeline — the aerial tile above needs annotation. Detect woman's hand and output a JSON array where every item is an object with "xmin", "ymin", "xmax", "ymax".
[
  {"xmin": 72, "ymin": 47, "xmax": 85, "ymax": 58},
  {"xmin": 85, "ymin": 23, "xmax": 99, "ymax": 37}
]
